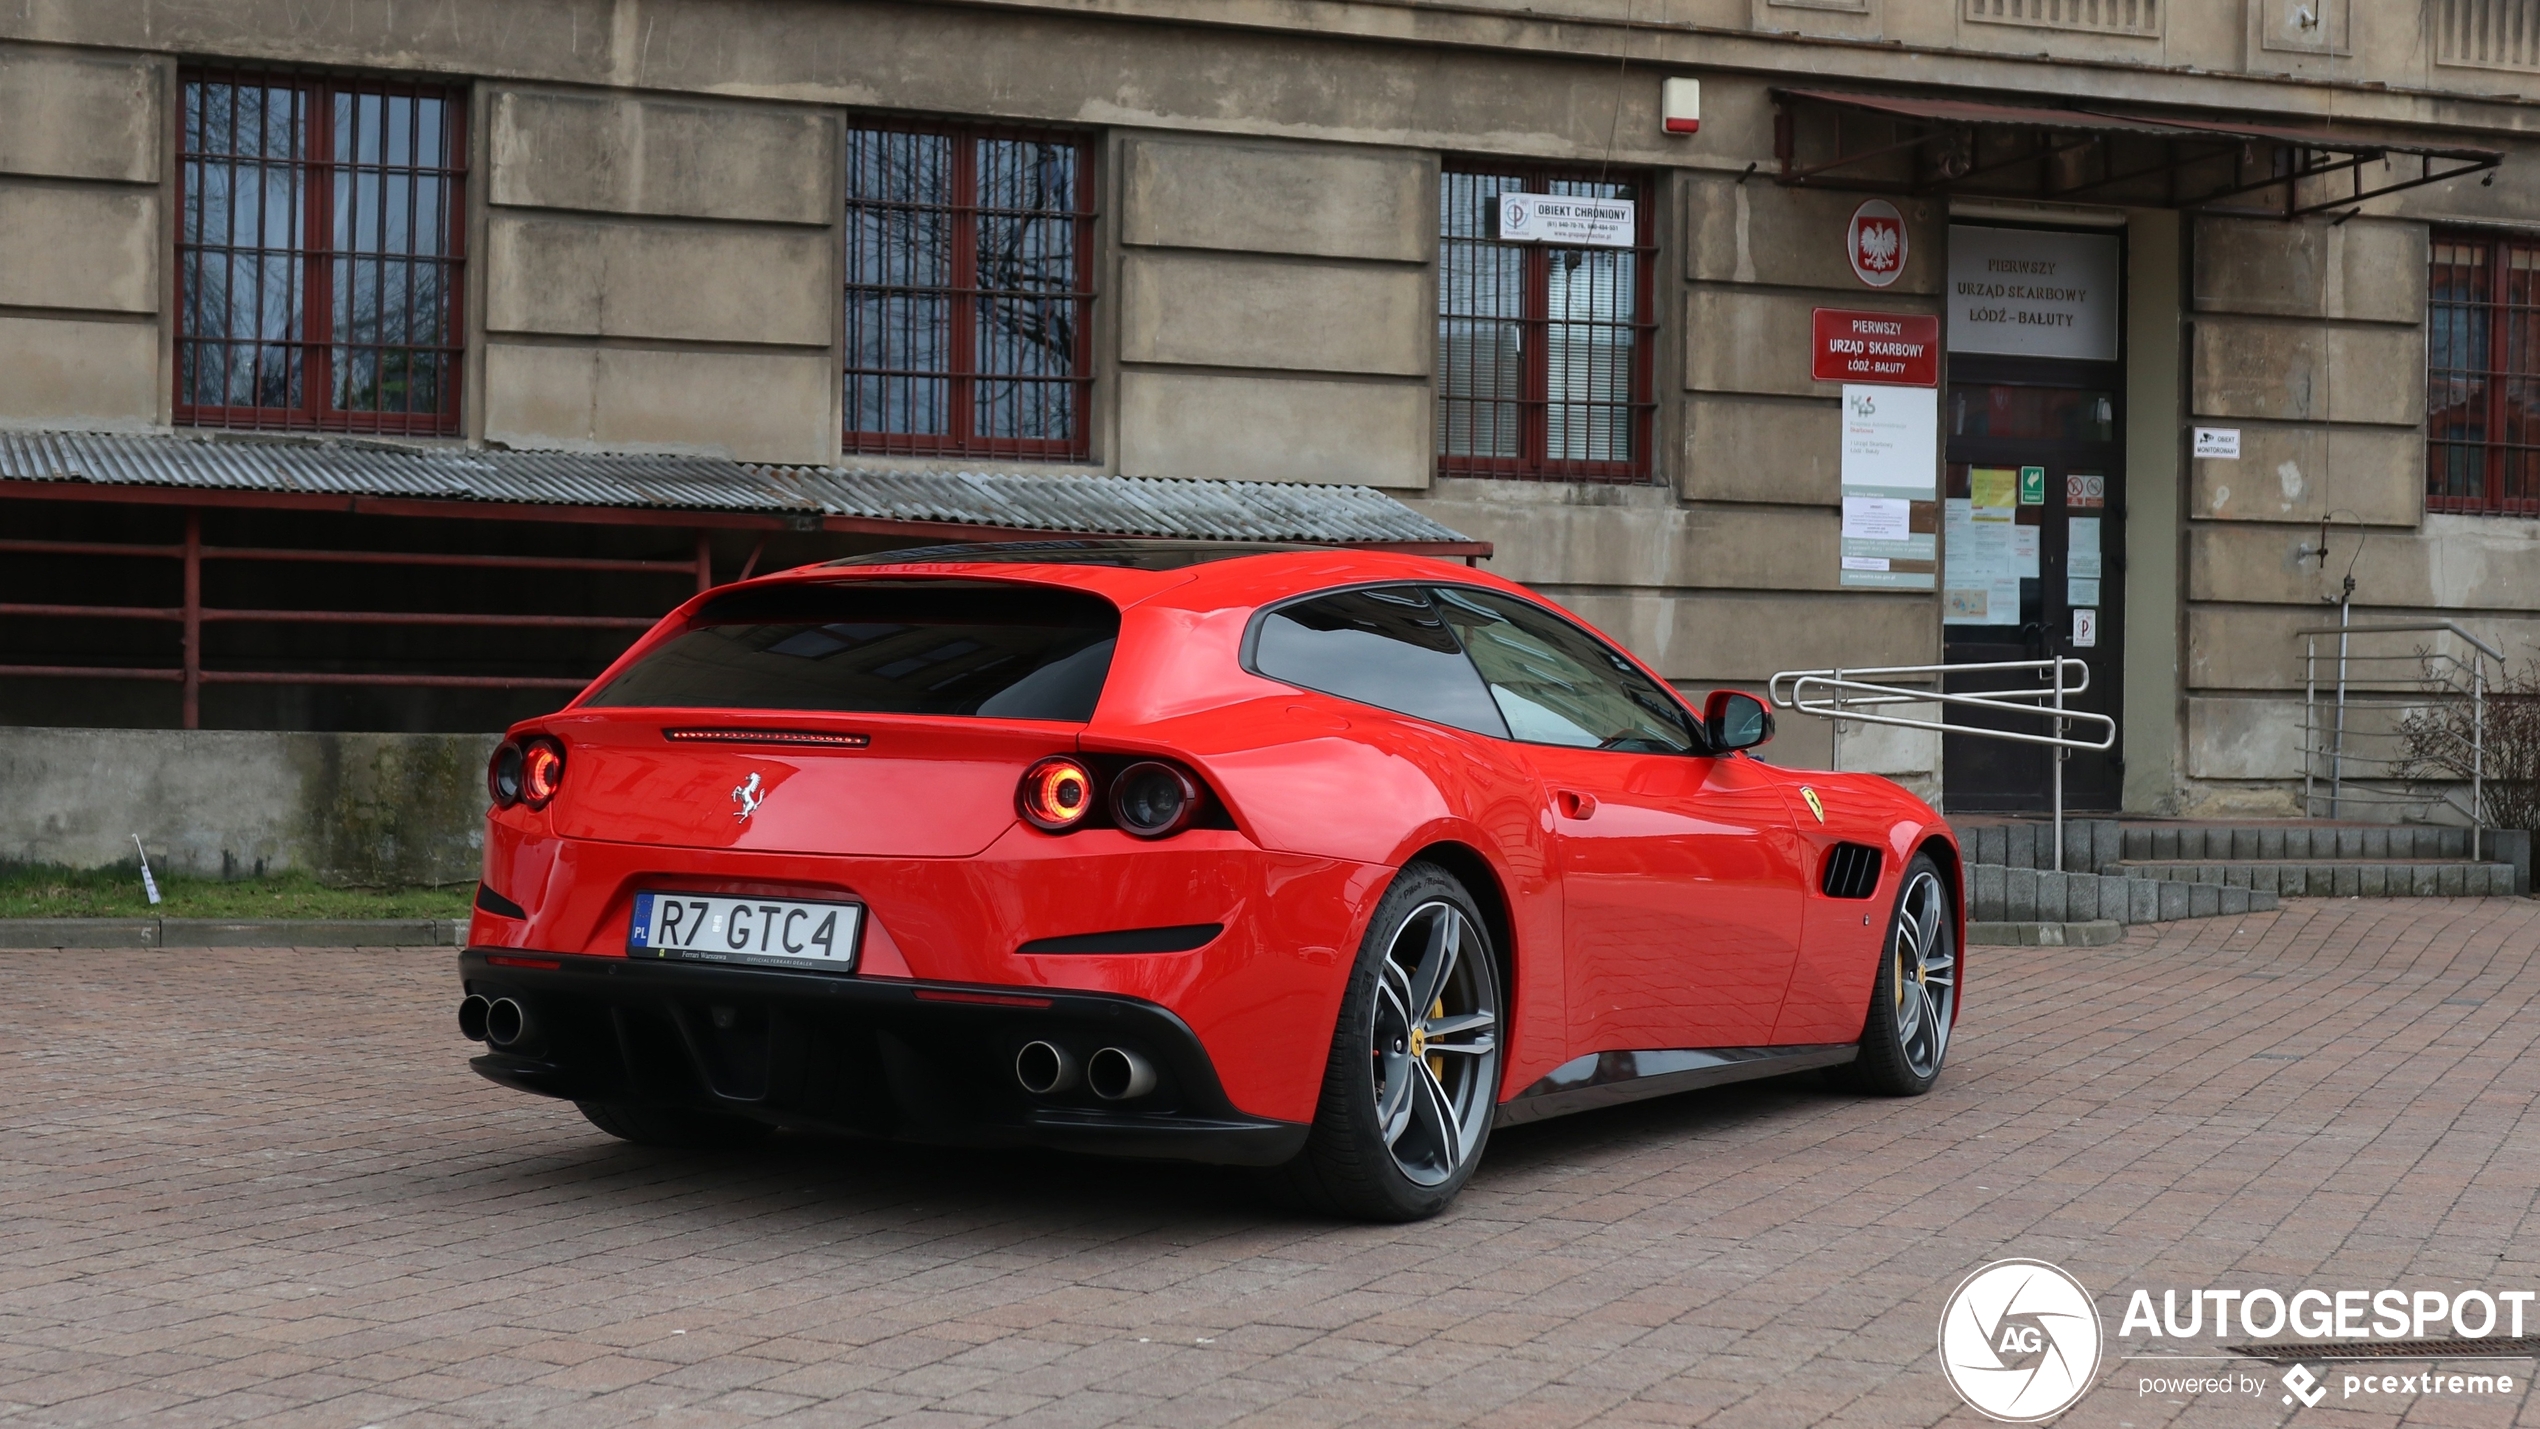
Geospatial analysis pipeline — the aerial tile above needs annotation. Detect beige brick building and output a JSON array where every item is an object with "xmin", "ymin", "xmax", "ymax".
[{"xmin": 3, "ymin": 0, "xmax": 2537, "ymax": 862}]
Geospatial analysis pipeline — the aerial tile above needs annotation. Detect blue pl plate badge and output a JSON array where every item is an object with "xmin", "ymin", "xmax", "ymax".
[{"xmin": 630, "ymin": 891, "xmax": 654, "ymax": 947}]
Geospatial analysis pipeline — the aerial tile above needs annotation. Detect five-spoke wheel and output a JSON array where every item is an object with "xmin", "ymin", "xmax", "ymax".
[
  {"xmin": 1369, "ymin": 898, "xmax": 1500, "ymax": 1188},
  {"xmin": 1287, "ymin": 863, "xmax": 1502, "ymax": 1220},
  {"xmin": 1841, "ymin": 851, "xmax": 1957, "ymax": 1096}
]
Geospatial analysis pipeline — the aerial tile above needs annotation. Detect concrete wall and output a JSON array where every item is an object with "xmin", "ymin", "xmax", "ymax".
[
  {"xmin": 2180, "ymin": 213, "xmax": 2540, "ymax": 817},
  {"xmin": 478, "ymin": 88, "xmax": 842, "ymax": 464},
  {"xmin": 5, "ymin": 0, "xmax": 2540, "ymax": 819},
  {"xmin": 0, "ymin": 729, "xmax": 498, "ymax": 886},
  {"xmin": 0, "ymin": 44, "xmax": 164, "ymax": 431}
]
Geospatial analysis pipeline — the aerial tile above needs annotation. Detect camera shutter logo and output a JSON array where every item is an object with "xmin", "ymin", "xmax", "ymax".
[{"xmin": 1938, "ymin": 1259, "xmax": 2103, "ymax": 1422}]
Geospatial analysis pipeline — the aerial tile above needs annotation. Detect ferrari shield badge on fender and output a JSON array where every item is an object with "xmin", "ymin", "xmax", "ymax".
[
  {"xmin": 1800, "ymin": 787, "xmax": 1826, "ymax": 824},
  {"xmin": 732, "ymin": 771, "xmax": 765, "ymax": 822}
]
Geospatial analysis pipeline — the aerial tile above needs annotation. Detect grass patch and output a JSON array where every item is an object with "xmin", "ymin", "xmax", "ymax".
[{"xmin": 0, "ymin": 865, "xmax": 472, "ymax": 921}]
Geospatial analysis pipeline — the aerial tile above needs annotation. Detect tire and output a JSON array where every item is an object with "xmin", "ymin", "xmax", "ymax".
[
  {"xmin": 1284, "ymin": 863, "xmax": 1503, "ymax": 1221},
  {"xmin": 1838, "ymin": 852, "xmax": 1958, "ymax": 1096},
  {"xmin": 576, "ymin": 1100, "xmax": 775, "ymax": 1150}
]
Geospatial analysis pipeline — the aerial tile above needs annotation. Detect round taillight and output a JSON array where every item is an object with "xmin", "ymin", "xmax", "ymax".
[
  {"xmin": 520, "ymin": 738, "xmax": 566, "ymax": 809},
  {"xmin": 488, "ymin": 743, "xmax": 524, "ymax": 807},
  {"xmin": 1019, "ymin": 757, "xmax": 1095, "ymax": 832},
  {"xmin": 1111, "ymin": 761, "xmax": 1200, "ymax": 839}
]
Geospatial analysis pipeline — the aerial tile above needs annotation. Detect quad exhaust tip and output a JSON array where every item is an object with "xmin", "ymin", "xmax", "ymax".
[
  {"xmin": 458, "ymin": 994, "xmax": 490, "ymax": 1042},
  {"xmin": 1087, "ymin": 1046, "xmax": 1156, "ymax": 1101},
  {"xmin": 485, "ymin": 997, "xmax": 532, "ymax": 1049},
  {"xmin": 1014, "ymin": 1040, "xmax": 1079, "ymax": 1096}
]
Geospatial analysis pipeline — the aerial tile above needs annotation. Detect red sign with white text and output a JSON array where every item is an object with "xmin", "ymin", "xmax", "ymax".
[{"xmin": 1811, "ymin": 308, "xmax": 1940, "ymax": 387}]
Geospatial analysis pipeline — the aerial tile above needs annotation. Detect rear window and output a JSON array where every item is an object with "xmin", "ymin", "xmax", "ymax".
[{"xmin": 586, "ymin": 580, "xmax": 1120, "ymax": 720}]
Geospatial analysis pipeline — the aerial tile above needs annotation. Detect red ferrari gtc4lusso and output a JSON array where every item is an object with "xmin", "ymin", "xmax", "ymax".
[{"xmin": 458, "ymin": 541, "xmax": 1961, "ymax": 1220}]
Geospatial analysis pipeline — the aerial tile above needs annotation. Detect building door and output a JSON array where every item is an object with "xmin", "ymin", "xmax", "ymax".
[{"xmin": 1940, "ymin": 372, "xmax": 2126, "ymax": 813}]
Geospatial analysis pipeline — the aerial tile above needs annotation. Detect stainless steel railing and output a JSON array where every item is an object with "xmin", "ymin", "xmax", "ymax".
[
  {"xmin": 2299, "ymin": 620, "xmax": 2500, "ymax": 861},
  {"xmin": 1768, "ymin": 658, "xmax": 2115, "ymax": 871}
]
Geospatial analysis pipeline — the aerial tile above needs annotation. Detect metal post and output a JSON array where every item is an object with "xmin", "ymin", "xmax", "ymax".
[
  {"xmin": 181, "ymin": 508, "xmax": 202, "ymax": 730},
  {"xmin": 695, "ymin": 531, "xmax": 715, "ymax": 594},
  {"xmin": 2302, "ymin": 636, "xmax": 2317, "ymax": 818},
  {"xmin": 2473, "ymin": 655, "xmax": 2485, "ymax": 863},
  {"xmin": 2052, "ymin": 656, "xmax": 2066, "ymax": 873},
  {"xmin": 1829, "ymin": 665, "xmax": 1842, "ymax": 773},
  {"xmin": 2331, "ymin": 595, "xmax": 2351, "ymax": 819}
]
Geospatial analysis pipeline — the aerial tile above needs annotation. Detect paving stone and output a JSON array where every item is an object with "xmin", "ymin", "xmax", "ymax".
[{"xmin": 7, "ymin": 907, "xmax": 2540, "ymax": 1428}]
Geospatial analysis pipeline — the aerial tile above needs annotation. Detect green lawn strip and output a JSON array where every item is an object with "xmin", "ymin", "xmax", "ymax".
[{"xmin": 0, "ymin": 866, "xmax": 471, "ymax": 921}]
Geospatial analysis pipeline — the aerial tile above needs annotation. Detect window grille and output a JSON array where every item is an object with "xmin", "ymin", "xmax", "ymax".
[
  {"xmin": 176, "ymin": 70, "xmax": 467, "ymax": 435},
  {"xmin": 1963, "ymin": 0, "xmax": 2159, "ymax": 35},
  {"xmin": 2428, "ymin": 231, "xmax": 2540, "ymax": 516},
  {"xmin": 844, "ymin": 124, "xmax": 1095, "ymax": 461},
  {"xmin": 1437, "ymin": 167, "xmax": 1655, "ymax": 484},
  {"xmin": 2438, "ymin": 0, "xmax": 2540, "ymax": 69}
]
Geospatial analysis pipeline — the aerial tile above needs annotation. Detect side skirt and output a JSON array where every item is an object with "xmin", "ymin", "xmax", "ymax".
[{"xmin": 1492, "ymin": 1044, "xmax": 1859, "ymax": 1128}]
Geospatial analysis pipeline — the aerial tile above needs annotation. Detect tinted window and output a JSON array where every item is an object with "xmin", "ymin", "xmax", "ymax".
[
  {"xmin": 1431, "ymin": 587, "xmax": 1700, "ymax": 753},
  {"xmin": 1252, "ymin": 586, "xmax": 1508, "ymax": 737},
  {"xmin": 587, "ymin": 580, "xmax": 1118, "ymax": 720}
]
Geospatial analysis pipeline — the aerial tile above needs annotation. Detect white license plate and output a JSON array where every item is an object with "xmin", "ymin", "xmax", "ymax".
[{"xmin": 630, "ymin": 891, "xmax": 861, "ymax": 970}]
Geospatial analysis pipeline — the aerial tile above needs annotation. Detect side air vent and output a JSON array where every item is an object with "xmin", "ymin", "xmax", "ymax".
[{"xmin": 1821, "ymin": 843, "xmax": 1884, "ymax": 900}]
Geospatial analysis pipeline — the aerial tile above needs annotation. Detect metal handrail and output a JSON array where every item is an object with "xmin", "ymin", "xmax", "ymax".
[
  {"xmin": 1769, "ymin": 657, "xmax": 2114, "ymax": 870},
  {"xmin": 2298, "ymin": 621, "xmax": 2496, "ymax": 860}
]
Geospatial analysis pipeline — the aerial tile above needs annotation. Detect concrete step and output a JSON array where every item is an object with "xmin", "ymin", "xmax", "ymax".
[
  {"xmin": 1967, "ymin": 866, "xmax": 2276, "ymax": 925},
  {"xmin": 2113, "ymin": 860, "xmax": 2516, "ymax": 898},
  {"xmin": 1947, "ymin": 818, "xmax": 2517, "ymax": 883},
  {"xmin": 2120, "ymin": 825, "xmax": 2471, "ymax": 862}
]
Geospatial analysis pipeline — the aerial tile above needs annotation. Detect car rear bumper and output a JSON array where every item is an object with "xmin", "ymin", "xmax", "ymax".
[{"xmin": 457, "ymin": 949, "xmax": 1309, "ymax": 1167}]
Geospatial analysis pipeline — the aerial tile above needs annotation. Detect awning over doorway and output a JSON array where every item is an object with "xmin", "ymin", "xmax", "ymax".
[
  {"xmin": 0, "ymin": 430, "xmax": 1488, "ymax": 557},
  {"xmin": 1772, "ymin": 88, "xmax": 2503, "ymax": 218}
]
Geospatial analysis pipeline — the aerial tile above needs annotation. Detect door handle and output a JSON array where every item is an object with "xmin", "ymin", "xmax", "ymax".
[{"xmin": 1556, "ymin": 790, "xmax": 1598, "ymax": 820}]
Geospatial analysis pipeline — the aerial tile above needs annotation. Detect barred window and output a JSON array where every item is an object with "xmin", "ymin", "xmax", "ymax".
[
  {"xmin": 844, "ymin": 124, "xmax": 1094, "ymax": 461},
  {"xmin": 177, "ymin": 70, "xmax": 466, "ymax": 435},
  {"xmin": 1437, "ymin": 167, "xmax": 1654, "ymax": 483},
  {"xmin": 2429, "ymin": 231, "xmax": 2540, "ymax": 516}
]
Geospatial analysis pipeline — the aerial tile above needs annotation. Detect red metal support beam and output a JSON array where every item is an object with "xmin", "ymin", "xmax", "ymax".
[
  {"xmin": 695, "ymin": 530, "xmax": 714, "ymax": 595},
  {"xmin": 181, "ymin": 508, "xmax": 202, "ymax": 730}
]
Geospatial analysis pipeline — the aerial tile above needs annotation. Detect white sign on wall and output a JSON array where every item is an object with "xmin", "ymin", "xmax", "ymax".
[
  {"xmin": 2193, "ymin": 427, "xmax": 2242, "ymax": 459},
  {"xmin": 1838, "ymin": 384, "xmax": 1937, "ymax": 590},
  {"xmin": 1946, "ymin": 225, "xmax": 2121, "ymax": 361},
  {"xmin": 1496, "ymin": 194, "xmax": 1635, "ymax": 248}
]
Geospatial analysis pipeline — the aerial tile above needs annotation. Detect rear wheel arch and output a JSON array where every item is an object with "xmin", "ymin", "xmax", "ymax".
[{"xmin": 1398, "ymin": 841, "xmax": 1516, "ymax": 1069}]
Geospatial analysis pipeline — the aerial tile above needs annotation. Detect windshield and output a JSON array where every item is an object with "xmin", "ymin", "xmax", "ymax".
[{"xmin": 586, "ymin": 580, "xmax": 1120, "ymax": 720}]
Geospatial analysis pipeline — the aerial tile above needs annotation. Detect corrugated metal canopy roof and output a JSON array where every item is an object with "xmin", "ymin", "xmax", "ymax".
[{"xmin": 0, "ymin": 430, "xmax": 1484, "ymax": 553}]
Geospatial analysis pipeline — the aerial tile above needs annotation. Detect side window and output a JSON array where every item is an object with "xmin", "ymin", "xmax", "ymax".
[
  {"xmin": 1250, "ymin": 586, "xmax": 1509, "ymax": 737},
  {"xmin": 1431, "ymin": 587, "xmax": 1700, "ymax": 753}
]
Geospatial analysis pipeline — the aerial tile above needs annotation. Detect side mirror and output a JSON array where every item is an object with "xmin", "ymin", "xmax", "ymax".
[{"xmin": 1704, "ymin": 690, "xmax": 1775, "ymax": 752}]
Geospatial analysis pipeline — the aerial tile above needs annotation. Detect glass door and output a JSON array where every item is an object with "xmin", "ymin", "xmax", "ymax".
[{"xmin": 1941, "ymin": 382, "xmax": 2125, "ymax": 813}]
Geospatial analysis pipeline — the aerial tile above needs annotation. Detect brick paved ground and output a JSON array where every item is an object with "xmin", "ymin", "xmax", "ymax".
[{"xmin": 5, "ymin": 897, "xmax": 2540, "ymax": 1429}]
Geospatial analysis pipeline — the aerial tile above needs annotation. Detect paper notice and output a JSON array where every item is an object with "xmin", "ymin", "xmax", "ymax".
[
  {"xmin": 2012, "ymin": 523, "xmax": 2040, "ymax": 579},
  {"xmin": 2068, "ymin": 516, "xmax": 2103, "ymax": 579},
  {"xmin": 1970, "ymin": 466, "xmax": 2018, "ymax": 510},
  {"xmin": 1842, "ymin": 496, "xmax": 1912, "ymax": 541},
  {"xmin": 1842, "ymin": 555, "xmax": 1892, "ymax": 572}
]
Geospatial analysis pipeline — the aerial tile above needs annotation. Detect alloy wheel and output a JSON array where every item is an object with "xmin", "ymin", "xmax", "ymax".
[
  {"xmin": 1892, "ymin": 869, "xmax": 1956, "ymax": 1079},
  {"xmin": 1368, "ymin": 900, "xmax": 1499, "ymax": 1187}
]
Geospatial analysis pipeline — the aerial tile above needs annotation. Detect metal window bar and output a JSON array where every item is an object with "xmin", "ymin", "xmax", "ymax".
[
  {"xmin": 2298, "ymin": 621, "xmax": 2500, "ymax": 860},
  {"xmin": 843, "ymin": 123, "xmax": 1095, "ymax": 461},
  {"xmin": 0, "ymin": 516, "xmax": 710, "ymax": 727},
  {"xmin": 2427, "ymin": 231, "xmax": 2540, "ymax": 516},
  {"xmin": 1437, "ymin": 167, "xmax": 1657, "ymax": 484},
  {"xmin": 176, "ymin": 69, "xmax": 467, "ymax": 436},
  {"xmin": 1769, "ymin": 658, "xmax": 2115, "ymax": 871}
]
